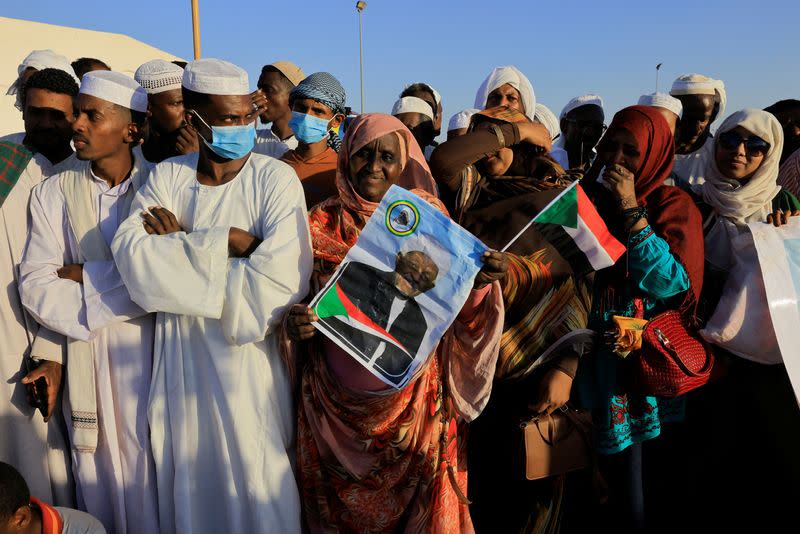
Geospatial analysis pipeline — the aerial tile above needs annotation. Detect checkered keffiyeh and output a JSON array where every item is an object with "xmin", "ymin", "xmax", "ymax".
[
  {"xmin": 291, "ymin": 72, "xmax": 347, "ymax": 152},
  {"xmin": 0, "ymin": 141, "xmax": 34, "ymax": 208}
]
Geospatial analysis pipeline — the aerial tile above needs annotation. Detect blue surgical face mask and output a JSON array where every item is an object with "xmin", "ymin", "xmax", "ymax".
[
  {"xmin": 289, "ymin": 111, "xmax": 332, "ymax": 144},
  {"xmin": 191, "ymin": 110, "xmax": 255, "ymax": 160}
]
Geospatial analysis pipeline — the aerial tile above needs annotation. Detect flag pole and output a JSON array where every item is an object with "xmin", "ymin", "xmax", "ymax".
[
  {"xmin": 500, "ymin": 181, "xmax": 578, "ymax": 252},
  {"xmin": 655, "ymin": 63, "xmax": 662, "ymax": 93},
  {"xmin": 191, "ymin": 0, "xmax": 201, "ymax": 59}
]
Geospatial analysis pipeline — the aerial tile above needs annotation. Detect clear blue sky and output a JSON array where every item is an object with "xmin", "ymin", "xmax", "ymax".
[{"xmin": 5, "ymin": 0, "xmax": 798, "ymax": 140}]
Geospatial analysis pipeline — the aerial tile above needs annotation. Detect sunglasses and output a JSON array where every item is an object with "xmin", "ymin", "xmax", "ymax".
[{"xmin": 718, "ymin": 131, "xmax": 770, "ymax": 156}]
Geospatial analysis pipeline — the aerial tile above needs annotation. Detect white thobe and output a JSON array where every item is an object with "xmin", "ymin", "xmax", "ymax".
[
  {"xmin": 111, "ymin": 152, "xmax": 312, "ymax": 534},
  {"xmin": 0, "ymin": 153, "xmax": 73, "ymax": 505},
  {"xmin": 253, "ymin": 127, "xmax": 292, "ymax": 158},
  {"xmin": 0, "ymin": 131, "xmax": 26, "ymax": 144},
  {"xmin": 671, "ymin": 136, "xmax": 714, "ymax": 191},
  {"xmin": 19, "ymin": 162, "xmax": 159, "ymax": 534}
]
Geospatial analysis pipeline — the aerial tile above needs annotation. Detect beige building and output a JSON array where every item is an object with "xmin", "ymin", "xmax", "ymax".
[{"xmin": 1, "ymin": 16, "xmax": 182, "ymax": 136}]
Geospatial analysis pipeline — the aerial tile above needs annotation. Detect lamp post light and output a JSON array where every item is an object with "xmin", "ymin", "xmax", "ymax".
[{"xmin": 356, "ymin": 1, "xmax": 367, "ymax": 113}]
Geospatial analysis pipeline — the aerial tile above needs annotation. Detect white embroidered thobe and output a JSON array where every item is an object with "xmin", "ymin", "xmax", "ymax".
[
  {"xmin": 111, "ymin": 152, "xmax": 312, "ymax": 534},
  {"xmin": 0, "ymin": 153, "xmax": 73, "ymax": 505},
  {"xmin": 253, "ymin": 127, "xmax": 292, "ymax": 158},
  {"xmin": 19, "ymin": 160, "xmax": 159, "ymax": 534}
]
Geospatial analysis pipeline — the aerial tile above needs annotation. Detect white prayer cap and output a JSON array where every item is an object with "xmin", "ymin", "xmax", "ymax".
[
  {"xmin": 392, "ymin": 96, "xmax": 434, "ymax": 121},
  {"xmin": 638, "ymin": 93, "xmax": 683, "ymax": 119},
  {"xmin": 182, "ymin": 58, "xmax": 249, "ymax": 96},
  {"xmin": 6, "ymin": 49, "xmax": 79, "ymax": 95},
  {"xmin": 135, "ymin": 59, "xmax": 184, "ymax": 94},
  {"xmin": 448, "ymin": 108, "xmax": 479, "ymax": 132},
  {"xmin": 669, "ymin": 73, "xmax": 726, "ymax": 120},
  {"xmin": 474, "ymin": 65, "xmax": 536, "ymax": 121},
  {"xmin": 80, "ymin": 70, "xmax": 148, "ymax": 113},
  {"xmin": 534, "ymin": 103, "xmax": 561, "ymax": 140},
  {"xmin": 560, "ymin": 94, "xmax": 604, "ymax": 120},
  {"xmin": 430, "ymin": 86, "xmax": 441, "ymax": 108}
]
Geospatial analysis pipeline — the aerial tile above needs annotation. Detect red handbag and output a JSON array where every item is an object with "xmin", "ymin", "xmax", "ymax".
[{"xmin": 635, "ymin": 309, "xmax": 714, "ymax": 398}]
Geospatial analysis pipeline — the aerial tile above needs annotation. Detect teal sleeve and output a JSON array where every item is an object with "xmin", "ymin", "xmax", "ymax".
[{"xmin": 627, "ymin": 225, "xmax": 690, "ymax": 300}]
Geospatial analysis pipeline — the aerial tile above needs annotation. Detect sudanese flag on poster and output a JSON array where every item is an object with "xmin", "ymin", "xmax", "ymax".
[{"xmin": 314, "ymin": 269, "xmax": 414, "ymax": 360}]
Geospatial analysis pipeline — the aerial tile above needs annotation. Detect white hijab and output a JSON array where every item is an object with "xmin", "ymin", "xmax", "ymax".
[
  {"xmin": 698, "ymin": 109, "xmax": 783, "ymax": 225},
  {"xmin": 473, "ymin": 66, "xmax": 536, "ymax": 121},
  {"xmin": 695, "ymin": 109, "xmax": 784, "ymax": 269}
]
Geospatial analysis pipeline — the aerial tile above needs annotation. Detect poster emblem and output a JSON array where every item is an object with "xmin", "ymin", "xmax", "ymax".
[{"xmin": 386, "ymin": 200, "xmax": 420, "ymax": 236}]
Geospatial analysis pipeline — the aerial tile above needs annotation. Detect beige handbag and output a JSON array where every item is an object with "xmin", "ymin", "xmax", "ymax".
[{"xmin": 521, "ymin": 406, "xmax": 593, "ymax": 480}]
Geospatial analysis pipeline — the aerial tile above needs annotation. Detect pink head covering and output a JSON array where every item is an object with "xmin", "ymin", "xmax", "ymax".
[{"xmin": 336, "ymin": 113, "xmax": 438, "ymax": 217}]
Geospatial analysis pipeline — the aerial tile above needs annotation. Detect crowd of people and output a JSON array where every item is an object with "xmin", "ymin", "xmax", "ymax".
[{"xmin": 0, "ymin": 47, "xmax": 799, "ymax": 534}]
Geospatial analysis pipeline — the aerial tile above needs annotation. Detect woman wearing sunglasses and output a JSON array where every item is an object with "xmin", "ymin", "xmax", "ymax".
[{"xmin": 686, "ymin": 108, "xmax": 800, "ymax": 527}]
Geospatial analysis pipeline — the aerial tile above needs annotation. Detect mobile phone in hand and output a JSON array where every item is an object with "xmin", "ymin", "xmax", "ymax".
[{"xmin": 24, "ymin": 357, "xmax": 49, "ymax": 418}]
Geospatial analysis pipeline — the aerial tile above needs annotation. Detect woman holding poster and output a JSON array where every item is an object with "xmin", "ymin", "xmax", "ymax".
[{"xmin": 284, "ymin": 113, "xmax": 508, "ymax": 533}]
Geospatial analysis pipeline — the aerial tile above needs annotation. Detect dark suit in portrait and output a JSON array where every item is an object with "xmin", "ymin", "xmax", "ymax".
[{"xmin": 319, "ymin": 261, "xmax": 429, "ymax": 385}]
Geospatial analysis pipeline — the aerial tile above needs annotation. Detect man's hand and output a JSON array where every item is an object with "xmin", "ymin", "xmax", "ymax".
[
  {"xmin": 287, "ymin": 304, "xmax": 317, "ymax": 341},
  {"xmin": 228, "ymin": 227, "xmax": 262, "ymax": 258},
  {"xmin": 474, "ymin": 250, "xmax": 508, "ymax": 289},
  {"xmin": 529, "ymin": 367, "xmax": 574, "ymax": 417},
  {"xmin": 517, "ymin": 122, "xmax": 553, "ymax": 152},
  {"xmin": 57, "ymin": 264, "xmax": 83, "ymax": 283},
  {"xmin": 175, "ymin": 124, "xmax": 200, "ymax": 155},
  {"xmin": 142, "ymin": 206, "xmax": 184, "ymax": 235},
  {"xmin": 251, "ymin": 89, "xmax": 268, "ymax": 116},
  {"xmin": 21, "ymin": 361, "xmax": 62, "ymax": 422},
  {"xmin": 766, "ymin": 209, "xmax": 800, "ymax": 227}
]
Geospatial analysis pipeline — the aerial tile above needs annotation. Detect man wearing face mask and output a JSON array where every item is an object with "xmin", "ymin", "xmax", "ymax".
[
  {"xmin": 111, "ymin": 58, "xmax": 311, "ymax": 534},
  {"xmin": 280, "ymin": 72, "xmax": 346, "ymax": 209}
]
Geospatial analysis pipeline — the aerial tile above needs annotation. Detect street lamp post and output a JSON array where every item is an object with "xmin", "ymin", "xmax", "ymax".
[{"xmin": 356, "ymin": 1, "xmax": 367, "ymax": 113}]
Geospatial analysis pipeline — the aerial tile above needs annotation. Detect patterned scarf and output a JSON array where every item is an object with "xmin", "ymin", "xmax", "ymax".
[
  {"xmin": 290, "ymin": 72, "xmax": 346, "ymax": 152},
  {"xmin": 0, "ymin": 141, "xmax": 34, "ymax": 208},
  {"xmin": 455, "ymin": 107, "xmax": 593, "ymax": 378}
]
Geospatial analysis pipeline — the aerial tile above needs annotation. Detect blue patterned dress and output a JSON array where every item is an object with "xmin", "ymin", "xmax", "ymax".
[{"xmin": 576, "ymin": 225, "xmax": 691, "ymax": 455}]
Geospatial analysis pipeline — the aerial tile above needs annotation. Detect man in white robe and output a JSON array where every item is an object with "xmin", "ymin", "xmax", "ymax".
[
  {"xmin": 1, "ymin": 67, "xmax": 80, "ymax": 174},
  {"xmin": 111, "ymin": 58, "xmax": 311, "ymax": 534},
  {"xmin": 19, "ymin": 71, "xmax": 158, "ymax": 534},
  {"xmin": 134, "ymin": 59, "xmax": 199, "ymax": 163},
  {"xmin": 0, "ymin": 143, "xmax": 73, "ymax": 507},
  {"xmin": 669, "ymin": 73, "xmax": 727, "ymax": 191}
]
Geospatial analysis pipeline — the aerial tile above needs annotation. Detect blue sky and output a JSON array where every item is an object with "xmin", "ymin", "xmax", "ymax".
[{"xmin": 5, "ymin": 1, "xmax": 798, "ymax": 140}]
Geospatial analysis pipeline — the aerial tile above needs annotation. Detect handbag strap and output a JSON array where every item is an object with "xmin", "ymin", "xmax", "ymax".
[{"xmin": 646, "ymin": 316, "xmax": 713, "ymax": 376}]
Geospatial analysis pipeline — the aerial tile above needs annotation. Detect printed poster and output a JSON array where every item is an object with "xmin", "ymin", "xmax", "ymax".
[{"xmin": 310, "ymin": 185, "xmax": 488, "ymax": 389}]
